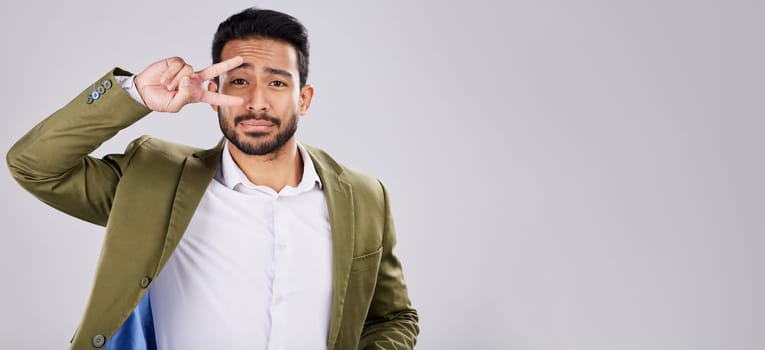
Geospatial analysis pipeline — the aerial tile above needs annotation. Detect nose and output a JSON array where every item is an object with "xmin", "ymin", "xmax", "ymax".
[{"xmin": 245, "ymin": 85, "xmax": 268, "ymax": 112}]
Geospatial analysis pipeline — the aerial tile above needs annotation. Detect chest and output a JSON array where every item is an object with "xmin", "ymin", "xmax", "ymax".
[{"xmin": 149, "ymin": 180, "xmax": 335, "ymax": 348}]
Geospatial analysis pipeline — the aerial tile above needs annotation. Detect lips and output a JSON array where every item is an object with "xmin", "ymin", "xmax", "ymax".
[
  {"xmin": 233, "ymin": 113, "xmax": 280, "ymax": 133},
  {"xmin": 238, "ymin": 119, "xmax": 275, "ymax": 133},
  {"xmin": 239, "ymin": 120, "xmax": 274, "ymax": 127}
]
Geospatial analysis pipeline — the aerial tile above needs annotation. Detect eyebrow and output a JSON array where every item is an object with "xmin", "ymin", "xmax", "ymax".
[{"xmin": 233, "ymin": 62, "xmax": 294, "ymax": 80}]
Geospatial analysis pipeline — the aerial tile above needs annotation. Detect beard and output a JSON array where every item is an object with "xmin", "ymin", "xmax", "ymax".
[{"xmin": 218, "ymin": 110, "xmax": 298, "ymax": 156}]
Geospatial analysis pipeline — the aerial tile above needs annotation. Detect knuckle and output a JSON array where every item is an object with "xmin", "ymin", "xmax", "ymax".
[{"xmin": 167, "ymin": 57, "xmax": 185, "ymax": 68}]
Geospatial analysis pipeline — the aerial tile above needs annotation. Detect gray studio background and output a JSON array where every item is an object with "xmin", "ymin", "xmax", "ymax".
[{"xmin": 1, "ymin": 0, "xmax": 763, "ymax": 349}]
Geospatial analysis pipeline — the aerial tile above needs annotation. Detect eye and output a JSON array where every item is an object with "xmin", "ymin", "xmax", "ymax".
[
  {"xmin": 230, "ymin": 78, "xmax": 247, "ymax": 85},
  {"xmin": 270, "ymin": 80, "xmax": 287, "ymax": 88}
]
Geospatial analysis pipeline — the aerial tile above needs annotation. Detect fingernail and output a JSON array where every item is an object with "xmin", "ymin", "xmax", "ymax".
[{"xmin": 167, "ymin": 84, "xmax": 174, "ymax": 90}]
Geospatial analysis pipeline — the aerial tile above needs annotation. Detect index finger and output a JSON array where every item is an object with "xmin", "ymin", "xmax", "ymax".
[
  {"xmin": 195, "ymin": 56, "xmax": 244, "ymax": 81},
  {"xmin": 200, "ymin": 89, "xmax": 244, "ymax": 107}
]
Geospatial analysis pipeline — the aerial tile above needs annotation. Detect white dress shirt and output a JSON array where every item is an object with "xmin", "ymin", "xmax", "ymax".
[{"xmin": 147, "ymin": 137, "xmax": 334, "ymax": 349}]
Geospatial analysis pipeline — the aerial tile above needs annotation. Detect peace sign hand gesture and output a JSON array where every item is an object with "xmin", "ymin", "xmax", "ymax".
[{"xmin": 134, "ymin": 56, "xmax": 244, "ymax": 113}]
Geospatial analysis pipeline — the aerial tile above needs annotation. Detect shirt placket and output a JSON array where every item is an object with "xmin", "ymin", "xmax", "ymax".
[{"xmin": 268, "ymin": 194, "xmax": 289, "ymax": 350}]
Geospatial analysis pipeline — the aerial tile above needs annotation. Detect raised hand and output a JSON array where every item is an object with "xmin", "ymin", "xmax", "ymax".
[{"xmin": 134, "ymin": 56, "xmax": 244, "ymax": 112}]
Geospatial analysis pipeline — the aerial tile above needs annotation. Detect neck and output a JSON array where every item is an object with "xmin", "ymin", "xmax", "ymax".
[{"xmin": 227, "ymin": 137, "xmax": 304, "ymax": 192}]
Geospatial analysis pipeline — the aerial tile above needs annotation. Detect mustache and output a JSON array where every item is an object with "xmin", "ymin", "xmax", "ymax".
[{"xmin": 234, "ymin": 113, "xmax": 281, "ymax": 127}]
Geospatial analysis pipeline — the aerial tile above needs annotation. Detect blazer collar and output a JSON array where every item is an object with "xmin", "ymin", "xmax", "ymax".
[
  {"xmin": 155, "ymin": 139, "xmax": 224, "ymax": 272},
  {"xmin": 303, "ymin": 145, "xmax": 356, "ymax": 349}
]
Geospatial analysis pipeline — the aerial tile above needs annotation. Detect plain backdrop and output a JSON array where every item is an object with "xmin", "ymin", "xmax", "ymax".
[{"xmin": 1, "ymin": 0, "xmax": 763, "ymax": 349}]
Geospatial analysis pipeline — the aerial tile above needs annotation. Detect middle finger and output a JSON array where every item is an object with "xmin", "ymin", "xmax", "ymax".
[{"xmin": 195, "ymin": 56, "xmax": 244, "ymax": 81}]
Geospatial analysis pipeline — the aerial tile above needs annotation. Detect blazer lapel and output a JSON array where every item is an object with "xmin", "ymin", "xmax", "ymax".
[
  {"xmin": 155, "ymin": 141, "xmax": 223, "ymax": 272},
  {"xmin": 306, "ymin": 147, "xmax": 356, "ymax": 350}
]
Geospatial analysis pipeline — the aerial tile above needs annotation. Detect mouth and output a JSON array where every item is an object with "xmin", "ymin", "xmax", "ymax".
[{"xmin": 238, "ymin": 119, "xmax": 275, "ymax": 132}]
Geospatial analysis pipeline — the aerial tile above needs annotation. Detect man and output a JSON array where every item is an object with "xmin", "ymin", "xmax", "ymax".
[{"xmin": 7, "ymin": 7, "xmax": 418, "ymax": 350}]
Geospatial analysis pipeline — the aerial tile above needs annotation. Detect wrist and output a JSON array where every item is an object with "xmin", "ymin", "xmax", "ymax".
[{"xmin": 117, "ymin": 74, "xmax": 148, "ymax": 107}]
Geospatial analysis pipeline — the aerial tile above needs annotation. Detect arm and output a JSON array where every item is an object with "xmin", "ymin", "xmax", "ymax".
[
  {"xmin": 6, "ymin": 69, "xmax": 151, "ymax": 226},
  {"xmin": 359, "ymin": 181, "xmax": 420, "ymax": 349},
  {"xmin": 6, "ymin": 57, "xmax": 244, "ymax": 225}
]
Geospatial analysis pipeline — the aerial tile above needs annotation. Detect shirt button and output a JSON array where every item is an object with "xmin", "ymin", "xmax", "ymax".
[
  {"xmin": 274, "ymin": 295, "xmax": 283, "ymax": 304},
  {"xmin": 92, "ymin": 334, "xmax": 106, "ymax": 348},
  {"xmin": 276, "ymin": 242, "xmax": 286, "ymax": 251}
]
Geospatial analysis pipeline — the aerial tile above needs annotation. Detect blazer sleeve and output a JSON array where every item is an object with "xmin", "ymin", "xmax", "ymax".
[
  {"xmin": 358, "ymin": 180, "xmax": 420, "ymax": 349},
  {"xmin": 6, "ymin": 68, "xmax": 152, "ymax": 227}
]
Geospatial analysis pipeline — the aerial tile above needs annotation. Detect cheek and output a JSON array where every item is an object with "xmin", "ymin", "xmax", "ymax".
[
  {"xmin": 217, "ymin": 107, "xmax": 237, "ymax": 126},
  {"xmin": 279, "ymin": 91, "xmax": 302, "ymax": 111}
]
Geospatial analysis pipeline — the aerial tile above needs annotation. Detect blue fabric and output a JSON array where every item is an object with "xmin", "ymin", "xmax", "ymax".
[{"xmin": 104, "ymin": 291, "xmax": 157, "ymax": 350}]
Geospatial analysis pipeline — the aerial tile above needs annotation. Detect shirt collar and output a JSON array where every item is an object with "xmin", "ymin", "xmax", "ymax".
[{"xmin": 218, "ymin": 140, "xmax": 323, "ymax": 193}]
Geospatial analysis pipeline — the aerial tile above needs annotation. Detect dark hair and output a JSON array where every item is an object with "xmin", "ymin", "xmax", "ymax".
[{"xmin": 212, "ymin": 7, "xmax": 309, "ymax": 87}]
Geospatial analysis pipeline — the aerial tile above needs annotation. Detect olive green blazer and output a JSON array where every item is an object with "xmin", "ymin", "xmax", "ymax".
[{"xmin": 7, "ymin": 69, "xmax": 418, "ymax": 349}]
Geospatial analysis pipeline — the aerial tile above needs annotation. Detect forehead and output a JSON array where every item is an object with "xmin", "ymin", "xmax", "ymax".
[{"xmin": 220, "ymin": 38, "xmax": 298, "ymax": 72}]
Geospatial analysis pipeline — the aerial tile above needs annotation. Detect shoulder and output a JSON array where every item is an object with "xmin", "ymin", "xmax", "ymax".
[
  {"xmin": 126, "ymin": 135, "xmax": 205, "ymax": 161},
  {"xmin": 303, "ymin": 143, "xmax": 387, "ymax": 203},
  {"xmin": 116, "ymin": 135, "xmax": 209, "ymax": 173}
]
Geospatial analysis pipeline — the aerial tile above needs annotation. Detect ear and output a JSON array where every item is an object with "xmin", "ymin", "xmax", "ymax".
[
  {"xmin": 298, "ymin": 83, "xmax": 315, "ymax": 116},
  {"xmin": 207, "ymin": 80, "xmax": 219, "ymax": 112}
]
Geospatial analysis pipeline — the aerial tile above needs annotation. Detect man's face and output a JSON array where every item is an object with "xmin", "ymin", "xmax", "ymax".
[{"xmin": 210, "ymin": 38, "xmax": 312, "ymax": 155}]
